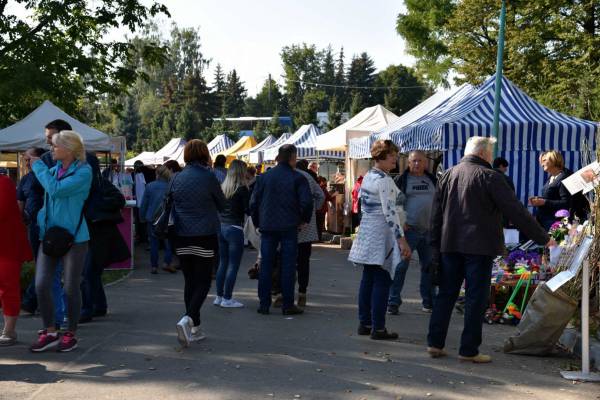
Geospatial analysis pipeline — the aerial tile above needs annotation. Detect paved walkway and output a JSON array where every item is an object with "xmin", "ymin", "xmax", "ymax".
[{"xmin": 1, "ymin": 244, "xmax": 597, "ymax": 400}]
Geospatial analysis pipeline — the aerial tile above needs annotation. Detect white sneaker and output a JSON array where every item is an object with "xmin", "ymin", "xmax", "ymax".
[
  {"xmin": 176, "ymin": 316, "xmax": 192, "ymax": 347},
  {"xmin": 220, "ymin": 299, "xmax": 244, "ymax": 308},
  {"xmin": 213, "ymin": 296, "xmax": 223, "ymax": 306},
  {"xmin": 190, "ymin": 326, "xmax": 206, "ymax": 342}
]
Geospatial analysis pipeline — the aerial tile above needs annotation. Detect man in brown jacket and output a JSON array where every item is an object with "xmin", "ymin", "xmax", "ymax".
[{"xmin": 427, "ymin": 136, "xmax": 555, "ymax": 363}]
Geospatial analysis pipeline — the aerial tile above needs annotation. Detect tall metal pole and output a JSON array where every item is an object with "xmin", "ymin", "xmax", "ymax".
[{"xmin": 492, "ymin": 0, "xmax": 507, "ymax": 157}]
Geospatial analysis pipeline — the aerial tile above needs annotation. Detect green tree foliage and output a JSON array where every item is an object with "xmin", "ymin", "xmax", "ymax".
[
  {"xmin": 222, "ymin": 69, "xmax": 247, "ymax": 117},
  {"xmin": 397, "ymin": 0, "xmax": 600, "ymax": 119},
  {"xmin": 212, "ymin": 63, "xmax": 227, "ymax": 113},
  {"xmin": 347, "ymin": 52, "xmax": 377, "ymax": 106},
  {"xmin": 244, "ymin": 76, "xmax": 284, "ymax": 116},
  {"xmin": 297, "ymin": 90, "xmax": 327, "ymax": 126},
  {"xmin": 268, "ymin": 108, "xmax": 286, "ymax": 136},
  {"xmin": 0, "ymin": 0, "xmax": 169, "ymax": 126},
  {"xmin": 118, "ymin": 96, "xmax": 141, "ymax": 150},
  {"xmin": 350, "ymin": 92, "xmax": 364, "ymax": 117},
  {"xmin": 320, "ymin": 46, "xmax": 337, "ymax": 98},
  {"xmin": 327, "ymin": 96, "xmax": 343, "ymax": 131},
  {"xmin": 374, "ymin": 65, "xmax": 429, "ymax": 116}
]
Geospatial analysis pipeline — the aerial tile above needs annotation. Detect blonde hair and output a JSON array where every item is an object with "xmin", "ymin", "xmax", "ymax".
[
  {"xmin": 464, "ymin": 136, "xmax": 497, "ymax": 157},
  {"xmin": 155, "ymin": 165, "xmax": 172, "ymax": 181},
  {"xmin": 52, "ymin": 130, "xmax": 86, "ymax": 162},
  {"xmin": 541, "ymin": 150, "xmax": 564, "ymax": 170},
  {"xmin": 222, "ymin": 159, "xmax": 247, "ymax": 199}
]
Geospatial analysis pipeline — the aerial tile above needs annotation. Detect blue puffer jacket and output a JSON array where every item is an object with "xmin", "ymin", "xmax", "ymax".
[
  {"xmin": 171, "ymin": 162, "xmax": 226, "ymax": 236},
  {"xmin": 249, "ymin": 162, "xmax": 313, "ymax": 232},
  {"xmin": 32, "ymin": 159, "xmax": 93, "ymax": 244},
  {"xmin": 139, "ymin": 179, "xmax": 169, "ymax": 223}
]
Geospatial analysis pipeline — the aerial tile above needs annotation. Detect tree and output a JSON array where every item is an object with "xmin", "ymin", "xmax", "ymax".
[
  {"xmin": 253, "ymin": 121, "xmax": 267, "ymax": 142},
  {"xmin": 374, "ymin": 65, "xmax": 429, "ymax": 116},
  {"xmin": 281, "ymin": 44, "xmax": 324, "ymax": 119},
  {"xmin": 255, "ymin": 76, "xmax": 284, "ymax": 116},
  {"xmin": 321, "ymin": 45, "xmax": 337, "ymax": 98},
  {"xmin": 0, "ymin": 0, "xmax": 169, "ymax": 126},
  {"xmin": 268, "ymin": 108, "xmax": 285, "ymax": 136},
  {"xmin": 347, "ymin": 52, "xmax": 377, "ymax": 107},
  {"xmin": 397, "ymin": 0, "xmax": 600, "ymax": 119},
  {"xmin": 297, "ymin": 90, "xmax": 327, "ymax": 126},
  {"xmin": 349, "ymin": 92, "xmax": 364, "ymax": 117},
  {"xmin": 175, "ymin": 103, "xmax": 198, "ymax": 141},
  {"xmin": 118, "ymin": 96, "xmax": 141, "ymax": 150},
  {"xmin": 213, "ymin": 63, "xmax": 227, "ymax": 113},
  {"xmin": 334, "ymin": 46, "xmax": 348, "ymax": 107},
  {"xmin": 222, "ymin": 69, "xmax": 247, "ymax": 117},
  {"xmin": 327, "ymin": 96, "xmax": 343, "ymax": 131}
]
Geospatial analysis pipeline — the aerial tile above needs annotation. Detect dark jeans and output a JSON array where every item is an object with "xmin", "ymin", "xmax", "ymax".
[
  {"xmin": 388, "ymin": 229, "xmax": 434, "ymax": 308},
  {"xmin": 316, "ymin": 212, "xmax": 326, "ymax": 241},
  {"xmin": 427, "ymin": 252, "xmax": 493, "ymax": 357},
  {"xmin": 133, "ymin": 207, "xmax": 147, "ymax": 242},
  {"xmin": 149, "ymin": 231, "xmax": 173, "ymax": 268},
  {"xmin": 358, "ymin": 265, "xmax": 392, "ymax": 330},
  {"xmin": 216, "ymin": 225, "xmax": 244, "ymax": 299},
  {"xmin": 80, "ymin": 252, "xmax": 107, "ymax": 318},
  {"xmin": 258, "ymin": 229, "xmax": 297, "ymax": 311},
  {"xmin": 297, "ymin": 242, "xmax": 312, "ymax": 294}
]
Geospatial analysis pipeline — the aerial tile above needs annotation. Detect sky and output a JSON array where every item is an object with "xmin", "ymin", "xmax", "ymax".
[
  {"xmin": 148, "ymin": 0, "xmax": 413, "ymax": 95},
  {"xmin": 6, "ymin": 0, "xmax": 413, "ymax": 96}
]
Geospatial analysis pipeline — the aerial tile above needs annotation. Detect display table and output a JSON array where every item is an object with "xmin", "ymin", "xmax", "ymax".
[{"xmin": 106, "ymin": 200, "xmax": 135, "ymax": 270}]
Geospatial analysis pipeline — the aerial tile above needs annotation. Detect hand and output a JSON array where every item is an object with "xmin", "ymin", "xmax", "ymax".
[
  {"xmin": 530, "ymin": 197, "xmax": 545, "ymax": 207},
  {"xmin": 545, "ymin": 238, "xmax": 558, "ymax": 248},
  {"xmin": 397, "ymin": 236, "xmax": 412, "ymax": 260},
  {"xmin": 581, "ymin": 169, "xmax": 597, "ymax": 183},
  {"xmin": 403, "ymin": 224, "xmax": 409, "ymax": 232}
]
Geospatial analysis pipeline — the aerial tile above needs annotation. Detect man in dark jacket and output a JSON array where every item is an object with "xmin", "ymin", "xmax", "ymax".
[
  {"xmin": 427, "ymin": 137, "xmax": 555, "ymax": 363},
  {"xmin": 388, "ymin": 150, "xmax": 437, "ymax": 315},
  {"xmin": 250, "ymin": 144, "xmax": 313, "ymax": 315}
]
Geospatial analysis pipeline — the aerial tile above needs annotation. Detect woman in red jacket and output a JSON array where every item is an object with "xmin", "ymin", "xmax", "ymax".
[{"xmin": 0, "ymin": 174, "xmax": 33, "ymax": 346}]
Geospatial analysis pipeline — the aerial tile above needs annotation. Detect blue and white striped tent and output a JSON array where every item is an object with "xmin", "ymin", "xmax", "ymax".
[
  {"xmin": 236, "ymin": 134, "xmax": 276, "ymax": 164},
  {"xmin": 262, "ymin": 124, "xmax": 345, "ymax": 162},
  {"xmin": 370, "ymin": 75, "xmax": 598, "ymax": 205},
  {"xmin": 245, "ymin": 133, "xmax": 291, "ymax": 164},
  {"xmin": 348, "ymin": 84, "xmax": 476, "ymax": 159},
  {"xmin": 208, "ymin": 134, "xmax": 235, "ymax": 156}
]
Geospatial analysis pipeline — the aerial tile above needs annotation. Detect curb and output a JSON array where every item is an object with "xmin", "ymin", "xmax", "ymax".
[{"xmin": 104, "ymin": 269, "xmax": 134, "ymax": 288}]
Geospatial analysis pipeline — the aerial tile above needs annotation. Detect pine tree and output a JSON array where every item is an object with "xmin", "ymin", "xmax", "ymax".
[
  {"xmin": 213, "ymin": 63, "xmax": 226, "ymax": 115},
  {"xmin": 176, "ymin": 103, "xmax": 198, "ymax": 141},
  {"xmin": 118, "ymin": 96, "xmax": 141, "ymax": 150},
  {"xmin": 222, "ymin": 69, "xmax": 247, "ymax": 117},
  {"xmin": 327, "ymin": 96, "xmax": 343, "ymax": 131},
  {"xmin": 268, "ymin": 107, "xmax": 284, "ymax": 136},
  {"xmin": 321, "ymin": 45, "xmax": 336, "ymax": 98},
  {"xmin": 347, "ymin": 52, "xmax": 376, "ymax": 107},
  {"xmin": 334, "ymin": 46, "xmax": 347, "ymax": 108},
  {"xmin": 350, "ymin": 92, "xmax": 363, "ymax": 117}
]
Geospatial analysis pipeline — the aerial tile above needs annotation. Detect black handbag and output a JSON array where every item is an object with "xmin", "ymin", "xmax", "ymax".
[
  {"xmin": 152, "ymin": 175, "xmax": 178, "ymax": 240},
  {"xmin": 42, "ymin": 192, "xmax": 85, "ymax": 258}
]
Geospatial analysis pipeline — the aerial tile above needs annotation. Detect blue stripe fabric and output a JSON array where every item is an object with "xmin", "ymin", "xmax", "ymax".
[
  {"xmin": 263, "ymin": 124, "xmax": 344, "ymax": 161},
  {"xmin": 208, "ymin": 134, "xmax": 235, "ymax": 156}
]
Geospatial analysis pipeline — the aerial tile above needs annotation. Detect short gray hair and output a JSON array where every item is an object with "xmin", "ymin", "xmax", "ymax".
[{"xmin": 464, "ymin": 136, "xmax": 497, "ymax": 157}]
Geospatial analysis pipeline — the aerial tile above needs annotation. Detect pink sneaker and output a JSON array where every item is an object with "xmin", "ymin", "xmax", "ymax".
[
  {"xmin": 30, "ymin": 330, "xmax": 60, "ymax": 352},
  {"xmin": 57, "ymin": 331, "xmax": 78, "ymax": 352}
]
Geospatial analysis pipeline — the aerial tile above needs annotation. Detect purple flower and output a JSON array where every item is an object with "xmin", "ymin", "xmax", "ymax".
[
  {"xmin": 550, "ymin": 221, "xmax": 562, "ymax": 231},
  {"xmin": 555, "ymin": 209, "xmax": 570, "ymax": 218}
]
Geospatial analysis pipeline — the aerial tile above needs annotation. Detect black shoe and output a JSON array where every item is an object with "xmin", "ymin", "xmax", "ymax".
[
  {"xmin": 387, "ymin": 304, "xmax": 399, "ymax": 315},
  {"xmin": 357, "ymin": 324, "xmax": 372, "ymax": 335},
  {"xmin": 257, "ymin": 308, "xmax": 270, "ymax": 315},
  {"xmin": 282, "ymin": 305, "xmax": 304, "ymax": 315},
  {"xmin": 93, "ymin": 310, "xmax": 107, "ymax": 318},
  {"xmin": 79, "ymin": 315, "xmax": 93, "ymax": 324},
  {"xmin": 151, "ymin": 268, "xmax": 158, "ymax": 274},
  {"xmin": 370, "ymin": 329, "xmax": 398, "ymax": 340},
  {"xmin": 21, "ymin": 303, "xmax": 36, "ymax": 315}
]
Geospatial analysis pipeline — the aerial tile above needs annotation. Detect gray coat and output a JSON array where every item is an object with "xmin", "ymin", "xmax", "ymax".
[{"xmin": 297, "ymin": 169, "xmax": 325, "ymax": 243}]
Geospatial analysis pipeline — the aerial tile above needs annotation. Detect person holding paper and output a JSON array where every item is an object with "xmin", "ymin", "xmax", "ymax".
[{"xmin": 529, "ymin": 151, "xmax": 572, "ymax": 230}]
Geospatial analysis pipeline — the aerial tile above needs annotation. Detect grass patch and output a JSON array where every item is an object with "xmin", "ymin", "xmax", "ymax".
[{"xmin": 20, "ymin": 261, "xmax": 130, "ymax": 290}]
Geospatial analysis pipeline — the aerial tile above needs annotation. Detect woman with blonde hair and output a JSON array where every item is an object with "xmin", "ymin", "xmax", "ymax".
[
  {"xmin": 530, "ymin": 150, "xmax": 572, "ymax": 230},
  {"xmin": 213, "ymin": 159, "xmax": 250, "ymax": 308},
  {"xmin": 28, "ymin": 130, "xmax": 92, "ymax": 352}
]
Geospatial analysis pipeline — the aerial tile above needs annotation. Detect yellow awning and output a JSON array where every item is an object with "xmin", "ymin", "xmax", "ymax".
[{"xmin": 216, "ymin": 136, "xmax": 257, "ymax": 165}]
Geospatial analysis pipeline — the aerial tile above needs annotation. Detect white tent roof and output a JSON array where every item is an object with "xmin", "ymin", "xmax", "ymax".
[
  {"xmin": 315, "ymin": 105, "xmax": 399, "ymax": 152},
  {"xmin": 152, "ymin": 138, "xmax": 186, "ymax": 164},
  {"xmin": 208, "ymin": 134, "xmax": 235, "ymax": 156},
  {"xmin": 0, "ymin": 100, "xmax": 112, "ymax": 151},
  {"xmin": 125, "ymin": 151, "xmax": 156, "ymax": 167}
]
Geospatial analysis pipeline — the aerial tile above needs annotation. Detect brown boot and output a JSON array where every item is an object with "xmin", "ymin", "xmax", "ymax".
[{"xmin": 458, "ymin": 353, "xmax": 492, "ymax": 363}]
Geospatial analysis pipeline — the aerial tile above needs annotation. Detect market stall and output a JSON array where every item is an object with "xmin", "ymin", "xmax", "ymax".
[
  {"xmin": 251, "ymin": 133, "xmax": 291, "ymax": 165},
  {"xmin": 237, "ymin": 135, "xmax": 276, "ymax": 164},
  {"xmin": 214, "ymin": 135, "xmax": 257, "ymax": 165},
  {"xmin": 262, "ymin": 124, "xmax": 344, "ymax": 162},
  {"xmin": 208, "ymin": 134, "xmax": 235, "ymax": 156}
]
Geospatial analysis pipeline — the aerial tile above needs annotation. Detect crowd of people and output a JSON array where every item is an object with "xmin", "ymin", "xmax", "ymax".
[{"xmin": 0, "ymin": 125, "xmax": 583, "ymax": 363}]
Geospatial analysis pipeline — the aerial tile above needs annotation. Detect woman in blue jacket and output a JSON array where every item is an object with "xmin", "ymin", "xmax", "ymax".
[
  {"xmin": 28, "ymin": 131, "xmax": 92, "ymax": 353},
  {"xmin": 140, "ymin": 165, "xmax": 175, "ymax": 274}
]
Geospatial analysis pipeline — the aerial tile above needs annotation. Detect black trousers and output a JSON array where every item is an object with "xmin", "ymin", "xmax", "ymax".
[
  {"xmin": 316, "ymin": 212, "xmax": 326, "ymax": 242},
  {"xmin": 133, "ymin": 207, "xmax": 147, "ymax": 242},
  {"xmin": 176, "ymin": 235, "xmax": 217, "ymax": 326},
  {"xmin": 297, "ymin": 242, "xmax": 312, "ymax": 294}
]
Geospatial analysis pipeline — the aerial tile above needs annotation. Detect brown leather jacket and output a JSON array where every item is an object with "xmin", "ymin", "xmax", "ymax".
[{"xmin": 430, "ymin": 155, "xmax": 549, "ymax": 256}]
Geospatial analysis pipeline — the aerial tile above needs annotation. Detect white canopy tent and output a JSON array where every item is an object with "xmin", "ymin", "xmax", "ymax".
[
  {"xmin": 125, "ymin": 151, "xmax": 157, "ymax": 167},
  {"xmin": 315, "ymin": 105, "xmax": 399, "ymax": 152},
  {"xmin": 152, "ymin": 137, "xmax": 186, "ymax": 164},
  {"xmin": 0, "ymin": 100, "xmax": 112, "ymax": 151}
]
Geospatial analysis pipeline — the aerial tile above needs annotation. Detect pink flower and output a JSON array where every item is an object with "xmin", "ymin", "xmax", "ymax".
[{"xmin": 550, "ymin": 221, "xmax": 562, "ymax": 231}]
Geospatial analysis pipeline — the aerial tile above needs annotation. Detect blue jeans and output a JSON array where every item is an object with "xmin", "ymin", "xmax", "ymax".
[
  {"xmin": 258, "ymin": 229, "xmax": 297, "ymax": 311},
  {"xmin": 216, "ymin": 225, "xmax": 245, "ymax": 299},
  {"xmin": 427, "ymin": 253, "xmax": 493, "ymax": 357},
  {"xmin": 149, "ymin": 231, "xmax": 173, "ymax": 268},
  {"xmin": 388, "ymin": 229, "xmax": 434, "ymax": 308},
  {"xmin": 359, "ymin": 265, "xmax": 392, "ymax": 330},
  {"xmin": 80, "ymin": 252, "xmax": 107, "ymax": 318}
]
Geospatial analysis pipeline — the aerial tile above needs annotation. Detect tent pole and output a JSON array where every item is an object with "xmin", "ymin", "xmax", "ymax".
[{"xmin": 492, "ymin": 0, "xmax": 507, "ymax": 157}]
